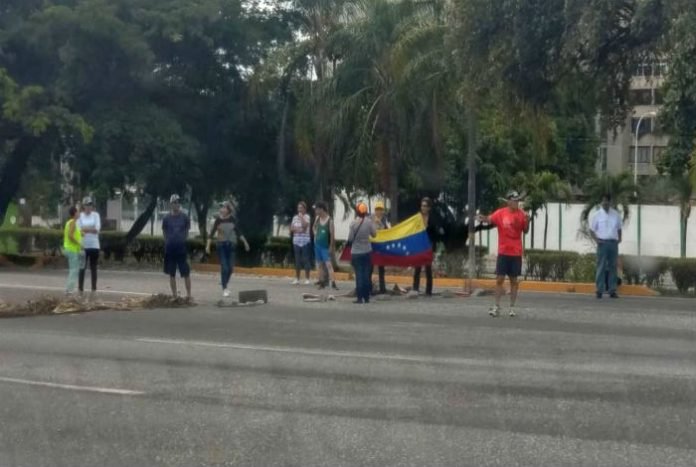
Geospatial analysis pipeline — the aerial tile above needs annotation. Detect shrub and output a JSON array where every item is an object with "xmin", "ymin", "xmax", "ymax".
[
  {"xmin": 569, "ymin": 254, "xmax": 597, "ymax": 283},
  {"xmin": 525, "ymin": 250, "xmax": 580, "ymax": 282},
  {"xmin": 0, "ymin": 228, "xmax": 206, "ymax": 265},
  {"xmin": 437, "ymin": 246, "xmax": 488, "ymax": 278},
  {"xmin": 668, "ymin": 259, "xmax": 696, "ymax": 295},
  {"xmin": 621, "ymin": 255, "xmax": 670, "ymax": 287},
  {"xmin": 0, "ymin": 228, "xmax": 61, "ymax": 255}
]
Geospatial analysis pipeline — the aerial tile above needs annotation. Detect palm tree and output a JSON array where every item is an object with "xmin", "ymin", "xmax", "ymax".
[
  {"xmin": 322, "ymin": 0, "xmax": 449, "ymax": 222},
  {"xmin": 519, "ymin": 171, "xmax": 572, "ymax": 250},
  {"xmin": 268, "ymin": 0, "xmax": 349, "ymax": 206},
  {"xmin": 580, "ymin": 173, "xmax": 635, "ymax": 238}
]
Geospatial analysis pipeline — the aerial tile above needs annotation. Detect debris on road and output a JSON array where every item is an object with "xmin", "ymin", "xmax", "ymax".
[
  {"xmin": 0, "ymin": 294, "xmax": 195, "ymax": 318},
  {"xmin": 302, "ymin": 293, "xmax": 336, "ymax": 303}
]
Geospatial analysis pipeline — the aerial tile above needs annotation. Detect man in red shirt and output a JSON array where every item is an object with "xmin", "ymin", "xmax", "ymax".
[{"xmin": 478, "ymin": 191, "xmax": 530, "ymax": 317}]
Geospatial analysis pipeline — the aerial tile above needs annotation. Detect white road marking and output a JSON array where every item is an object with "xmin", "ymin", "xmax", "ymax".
[
  {"xmin": 0, "ymin": 283, "xmax": 150, "ymax": 296},
  {"xmin": 0, "ymin": 376, "xmax": 144, "ymax": 396},
  {"xmin": 136, "ymin": 338, "xmax": 696, "ymax": 379}
]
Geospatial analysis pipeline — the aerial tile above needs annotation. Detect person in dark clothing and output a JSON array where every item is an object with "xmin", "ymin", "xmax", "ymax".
[
  {"xmin": 162, "ymin": 194, "xmax": 192, "ymax": 300},
  {"xmin": 413, "ymin": 197, "xmax": 436, "ymax": 296},
  {"xmin": 77, "ymin": 196, "xmax": 101, "ymax": 297}
]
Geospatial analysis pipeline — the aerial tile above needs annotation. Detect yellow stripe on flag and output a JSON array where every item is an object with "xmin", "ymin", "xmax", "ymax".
[{"xmin": 372, "ymin": 214, "xmax": 426, "ymax": 243}]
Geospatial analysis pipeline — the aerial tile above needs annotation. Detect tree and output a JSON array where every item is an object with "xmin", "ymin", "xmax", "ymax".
[
  {"xmin": 580, "ymin": 173, "xmax": 635, "ymax": 238},
  {"xmin": 0, "ymin": 68, "xmax": 91, "ymax": 221},
  {"xmin": 516, "ymin": 171, "xmax": 572, "ymax": 250},
  {"xmin": 320, "ymin": 0, "xmax": 449, "ymax": 222}
]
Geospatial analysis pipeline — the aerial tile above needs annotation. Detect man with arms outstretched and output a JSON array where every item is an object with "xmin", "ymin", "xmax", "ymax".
[{"xmin": 478, "ymin": 190, "xmax": 530, "ymax": 317}]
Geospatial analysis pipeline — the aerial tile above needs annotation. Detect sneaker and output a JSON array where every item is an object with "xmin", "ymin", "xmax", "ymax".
[
  {"xmin": 223, "ymin": 289, "xmax": 231, "ymax": 298},
  {"xmin": 291, "ymin": 279, "xmax": 300, "ymax": 285},
  {"xmin": 596, "ymin": 292, "xmax": 602, "ymax": 299},
  {"xmin": 304, "ymin": 280, "xmax": 311, "ymax": 285},
  {"xmin": 509, "ymin": 307, "xmax": 517, "ymax": 317},
  {"xmin": 609, "ymin": 292, "xmax": 619, "ymax": 299},
  {"xmin": 331, "ymin": 281, "xmax": 339, "ymax": 291},
  {"xmin": 488, "ymin": 305, "xmax": 500, "ymax": 317}
]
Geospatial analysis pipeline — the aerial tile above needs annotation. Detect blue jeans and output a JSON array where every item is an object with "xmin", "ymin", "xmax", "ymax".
[
  {"xmin": 596, "ymin": 240, "xmax": 618, "ymax": 294},
  {"xmin": 293, "ymin": 243, "xmax": 312, "ymax": 278},
  {"xmin": 217, "ymin": 241, "xmax": 235, "ymax": 290},
  {"xmin": 351, "ymin": 253, "xmax": 372, "ymax": 303},
  {"xmin": 64, "ymin": 251, "xmax": 80, "ymax": 293}
]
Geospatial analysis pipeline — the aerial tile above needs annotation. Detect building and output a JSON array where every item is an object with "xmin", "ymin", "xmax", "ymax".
[{"xmin": 598, "ymin": 61, "xmax": 670, "ymax": 176}]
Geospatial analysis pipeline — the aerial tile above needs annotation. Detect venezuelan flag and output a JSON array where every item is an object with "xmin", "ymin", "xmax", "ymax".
[{"xmin": 371, "ymin": 214, "xmax": 433, "ymax": 267}]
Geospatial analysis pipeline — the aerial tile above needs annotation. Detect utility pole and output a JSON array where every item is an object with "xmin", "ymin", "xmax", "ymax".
[{"xmin": 467, "ymin": 110, "xmax": 477, "ymax": 292}]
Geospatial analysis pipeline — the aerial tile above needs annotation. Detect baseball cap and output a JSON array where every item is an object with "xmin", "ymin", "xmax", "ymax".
[
  {"xmin": 356, "ymin": 202, "xmax": 368, "ymax": 215},
  {"xmin": 82, "ymin": 196, "xmax": 94, "ymax": 206},
  {"xmin": 374, "ymin": 201, "xmax": 385, "ymax": 210},
  {"xmin": 170, "ymin": 194, "xmax": 181, "ymax": 204},
  {"xmin": 506, "ymin": 190, "xmax": 521, "ymax": 201}
]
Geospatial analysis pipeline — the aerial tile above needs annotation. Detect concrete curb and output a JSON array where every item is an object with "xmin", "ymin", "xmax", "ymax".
[{"xmin": 192, "ymin": 264, "xmax": 659, "ymax": 297}]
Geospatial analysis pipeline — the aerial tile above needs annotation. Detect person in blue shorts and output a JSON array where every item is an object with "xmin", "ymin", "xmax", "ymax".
[
  {"xmin": 313, "ymin": 201, "xmax": 338, "ymax": 290},
  {"xmin": 162, "ymin": 194, "xmax": 192, "ymax": 300}
]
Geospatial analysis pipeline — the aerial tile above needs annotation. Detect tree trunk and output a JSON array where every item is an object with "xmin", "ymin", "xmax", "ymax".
[
  {"xmin": 530, "ymin": 215, "xmax": 535, "ymax": 249},
  {"xmin": 681, "ymin": 207, "xmax": 690, "ymax": 258},
  {"xmin": 0, "ymin": 136, "xmax": 39, "ymax": 222},
  {"xmin": 543, "ymin": 207, "xmax": 549, "ymax": 250},
  {"xmin": 195, "ymin": 202, "xmax": 209, "ymax": 242},
  {"xmin": 387, "ymin": 137, "xmax": 399, "ymax": 223},
  {"xmin": 277, "ymin": 99, "xmax": 289, "ymax": 186},
  {"xmin": 125, "ymin": 197, "xmax": 157, "ymax": 244}
]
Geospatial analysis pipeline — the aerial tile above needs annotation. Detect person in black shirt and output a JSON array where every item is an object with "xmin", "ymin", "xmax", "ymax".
[{"xmin": 413, "ymin": 197, "xmax": 436, "ymax": 296}]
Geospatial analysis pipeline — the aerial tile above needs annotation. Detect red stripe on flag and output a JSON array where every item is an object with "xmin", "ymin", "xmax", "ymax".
[{"xmin": 371, "ymin": 250, "xmax": 433, "ymax": 267}]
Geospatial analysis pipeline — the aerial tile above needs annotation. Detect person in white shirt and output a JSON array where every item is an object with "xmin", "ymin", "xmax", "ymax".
[
  {"xmin": 589, "ymin": 194, "xmax": 622, "ymax": 299},
  {"xmin": 290, "ymin": 201, "xmax": 312, "ymax": 285},
  {"xmin": 77, "ymin": 196, "xmax": 101, "ymax": 296}
]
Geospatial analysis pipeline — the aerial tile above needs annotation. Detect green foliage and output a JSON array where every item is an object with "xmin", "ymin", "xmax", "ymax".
[
  {"xmin": 668, "ymin": 258, "xmax": 696, "ymax": 295},
  {"xmin": 569, "ymin": 254, "xmax": 597, "ymax": 283},
  {"xmin": 525, "ymin": 250, "xmax": 580, "ymax": 282}
]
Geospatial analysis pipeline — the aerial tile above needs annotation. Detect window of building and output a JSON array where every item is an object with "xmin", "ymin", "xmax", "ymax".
[
  {"xmin": 631, "ymin": 117, "xmax": 653, "ymax": 137},
  {"xmin": 629, "ymin": 146, "xmax": 651, "ymax": 164},
  {"xmin": 654, "ymin": 88, "xmax": 664, "ymax": 105},
  {"xmin": 630, "ymin": 89, "xmax": 653, "ymax": 105},
  {"xmin": 634, "ymin": 63, "xmax": 653, "ymax": 77},
  {"xmin": 653, "ymin": 62, "xmax": 669, "ymax": 77}
]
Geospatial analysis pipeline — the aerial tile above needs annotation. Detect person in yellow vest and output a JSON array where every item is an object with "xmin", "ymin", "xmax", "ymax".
[{"xmin": 63, "ymin": 206, "xmax": 82, "ymax": 296}]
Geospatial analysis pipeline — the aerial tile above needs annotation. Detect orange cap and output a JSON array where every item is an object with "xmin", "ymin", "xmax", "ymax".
[{"xmin": 356, "ymin": 202, "xmax": 368, "ymax": 215}]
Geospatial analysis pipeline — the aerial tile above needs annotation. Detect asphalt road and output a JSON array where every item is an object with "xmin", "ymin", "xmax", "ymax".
[{"xmin": 0, "ymin": 270, "xmax": 695, "ymax": 466}]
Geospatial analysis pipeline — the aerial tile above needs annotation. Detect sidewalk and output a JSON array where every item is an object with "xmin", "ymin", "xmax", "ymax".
[{"xmin": 193, "ymin": 264, "xmax": 658, "ymax": 297}]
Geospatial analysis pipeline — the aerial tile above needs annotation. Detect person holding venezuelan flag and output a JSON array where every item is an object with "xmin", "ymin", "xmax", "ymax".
[
  {"xmin": 371, "ymin": 201, "xmax": 390, "ymax": 294},
  {"xmin": 412, "ymin": 197, "xmax": 437, "ymax": 297},
  {"xmin": 348, "ymin": 202, "xmax": 377, "ymax": 304}
]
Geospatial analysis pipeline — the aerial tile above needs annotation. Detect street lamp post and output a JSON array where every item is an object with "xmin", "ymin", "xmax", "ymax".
[{"xmin": 634, "ymin": 111, "xmax": 656, "ymax": 280}]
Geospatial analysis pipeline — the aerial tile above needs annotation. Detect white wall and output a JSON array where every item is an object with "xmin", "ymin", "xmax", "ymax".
[
  {"xmin": 272, "ymin": 198, "xmax": 695, "ymax": 258},
  {"xmin": 477, "ymin": 203, "xmax": 690, "ymax": 258}
]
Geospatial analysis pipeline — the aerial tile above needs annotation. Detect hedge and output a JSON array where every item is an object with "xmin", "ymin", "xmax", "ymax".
[
  {"xmin": 525, "ymin": 250, "xmax": 580, "ymax": 282},
  {"xmin": 667, "ymin": 258, "xmax": 696, "ymax": 295},
  {"xmin": 0, "ymin": 228, "xmax": 205, "ymax": 264}
]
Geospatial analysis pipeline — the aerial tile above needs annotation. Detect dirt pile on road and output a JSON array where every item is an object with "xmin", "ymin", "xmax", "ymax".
[{"xmin": 0, "ymin": 294, "xmax": 194, "ymax": 318}]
